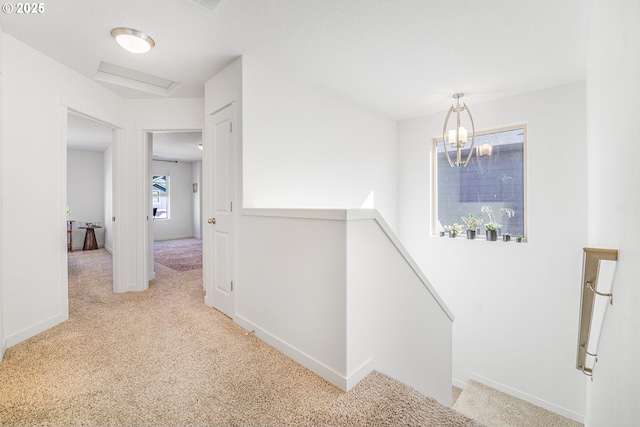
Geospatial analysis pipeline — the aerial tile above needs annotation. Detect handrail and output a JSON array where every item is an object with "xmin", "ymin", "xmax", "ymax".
[{"xmin": 576, "ymin": 247, "xmax": 618, "ymax": 376}]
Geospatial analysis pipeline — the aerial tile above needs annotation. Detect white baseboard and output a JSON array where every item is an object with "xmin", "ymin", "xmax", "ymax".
[
  {"xmin": 345, "ymin": 357, "xmax": 375, "ymax": 391},
  {"xmin": 469, "ymin": 373, "xmax": 585, "ymax": 424},
  {"xmin": 5, "ymin": 312, "xmax": 68, "ymax": 349},
  {"xmin": 452, "ymin": 377, "xmax": 467, "ymax": 389},
  {"xmin": 104, "ymin": 244, "xmax": 113, "ymax": 254},
  {"xmin": 234, "ymin": 314, "xmax": 348, "ymax": 391}
]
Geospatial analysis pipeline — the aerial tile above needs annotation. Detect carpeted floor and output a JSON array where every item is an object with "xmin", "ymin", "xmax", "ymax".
[
  {"xmin": 453, "ymin": 380, "xmax": 583, "ymax": 427},
  {"xmin": 0, "ymin": 249, "xmax": 482, "ymax": 426},
  {"xmin": 153, "ymin": 238, "xmax": 202, "ymax": 271}
]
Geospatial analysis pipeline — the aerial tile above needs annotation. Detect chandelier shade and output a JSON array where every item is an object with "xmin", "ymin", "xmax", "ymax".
[{"xmin": 442, "ymin": 93, "xmax": 476, "ymax": 167}]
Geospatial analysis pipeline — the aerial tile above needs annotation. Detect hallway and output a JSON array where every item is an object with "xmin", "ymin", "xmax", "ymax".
[{"xmin": 0, "ymin": 249, "xmax": 478, "ymax": 426}]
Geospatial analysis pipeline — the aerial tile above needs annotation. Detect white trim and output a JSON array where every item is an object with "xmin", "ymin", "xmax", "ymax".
[
  {"xmin": 5, "ymin": 313, "xmax": 68, "ymax": 348},
  {"xmin": 0, "ymin": 24, "xmax": 4, "ymax": 362},
  {"xmin": 452, "ymin": 377, "xmax": 467, "ymax": 389},
  {"xmin": 112, "ymin": 128, "xmax": 126, "ymax": 293},
  {"xmin": 346, "ymin": 357, "xmax": 376, "ymax": 390},
  {"xmin": 135, "ymin": 121, "xmax": 204, "ymax": 132},
  {"xmin": 469, "ymin": 373, "xmax": 585, "ymax": 424},
  {"xmin": 235, "ymin": 314, "xmax": 349, "ymax": 391},
  {"xmin": 136, "ymin": 122, "xmax": 205, "ymax": 293},
  {"xmin": 63, "ymin": 105, "xmax": 121, "ymax": 294},
  {"xmin": 242, "ymin": 207, "xmax": 351, "ymax": 220},
  {"xmin": 139, "ymin": 130, "xmax": 150, "ymax": 291},
  {"xmin": 59, "ymin": 106, "xmax": 70, "ymax": 333}
]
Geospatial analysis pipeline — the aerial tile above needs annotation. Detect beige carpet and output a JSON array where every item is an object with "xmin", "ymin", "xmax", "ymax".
[
  {"xmin": 453, "ymin": 380, "xmax": 583, "ymax": 427},
  {"xmin": 0, "ymin": 249, "xmax": 481, "ymax": 426},
  {"xmin": 153, "ymin": 238, "xmax": 202, "ymax": 271},
  {"xmin": 452, "ymin": 385, "xmax": 463, "ymax": 404}
]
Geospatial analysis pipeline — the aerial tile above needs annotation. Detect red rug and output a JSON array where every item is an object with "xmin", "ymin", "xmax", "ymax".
[{"xmin": 154, "ymin": 238, "xmax": 202, "ymax": 271}]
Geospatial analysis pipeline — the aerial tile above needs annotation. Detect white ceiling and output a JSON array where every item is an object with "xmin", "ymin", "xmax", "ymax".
[
  {"xmin": 66, "ymin": 112, "xmax": 202, "ymax": 162},
  {"xmin": 0, "ymin": 0, "xmax": 590, "ymax": 120},
  {"xmin": 67, "ymin": 112, "xmax": 113, "ymax": 151},
  {"xmin": 152, "ymin": 131, "xmax": 203, "ymax": 162}
]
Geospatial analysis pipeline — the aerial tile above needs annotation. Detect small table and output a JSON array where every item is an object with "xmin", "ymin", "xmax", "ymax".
[
  {"xmin": 78, "ymin": 225, "xmax": 102, "ymax": 251},
  {"xmin": 67, "ymin": 220, "xmax": 75, "ymax": 252}
]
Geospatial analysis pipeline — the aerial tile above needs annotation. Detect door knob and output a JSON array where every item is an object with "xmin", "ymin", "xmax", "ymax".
[{"xmin": 208, "ymin": 218, "xmax": 216, "ymax": 224}]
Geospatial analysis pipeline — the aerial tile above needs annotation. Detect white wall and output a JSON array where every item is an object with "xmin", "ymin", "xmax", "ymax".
[
  {"xmin": 237, "ymin": 208, "xmax": 453, "ymax": 403},
  {"xmin": 67, "ymin": 149, "xmax": 105, "ymax": 249},
  {"xmin": 192, "ymin": 160, "xmax": 202, "ymax": 239},
  {"xmin": 398, "ymin": 82, "xmax": 587, "ymax": 421},
  {"xmin": 0, "ymin": 23, "xmax": 4, "ymax": 360},
  {"xmin": 152, "ymin": 160, "xmax": 194, "ymax": 240},
  {"xmin": 103, "ymin": 144, "xmax": 113, "ymax": 252},
  {"xmin": 1, "ymin": 33, "xmax": 124, "ymax": 347},
  {"xmin": 236, "ymin": 211, "xmax": 348, "ymax": 388},
  {"xmin": 241, "ymin": 57, "xmax": 399, "ymax": 230},
  {"xmin": 585, "ymin": 0, "xmax": 640, "ymax": 425},
  {"xmin": 346, "ymin": 214, "xmax": 453, "ymax": 404},
  {"xmin": 0, "ymin": 32, "xmax": 203, "ymax": 351}
]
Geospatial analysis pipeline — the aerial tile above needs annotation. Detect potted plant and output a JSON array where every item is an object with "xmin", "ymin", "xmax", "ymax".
[
  {"xmin": 444, "ymin": 223, "xmax": 462, "ymax": 238},
  {"xmin": 503, "ymin": 233, "xmax": 511, "ymax": 242},
  {"xmin": 516, "ymin": 234, "xmax": 523, "ymax": 243},
  {"xmin": 485, "ymin": 222, "xmax": 500, "ymax": 241},
  {"xmin": 481, "ymin": 205, "xmax": 502, "ymax": 241},
  {"xmin": 461, "ymin": 213, "xmax": 483, "ymax": 239}
]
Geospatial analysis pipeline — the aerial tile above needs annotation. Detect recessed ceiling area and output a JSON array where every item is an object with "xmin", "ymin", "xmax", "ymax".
[
  {"xmin": 190, "ymin": 0, "xmax": 223, "ymax": 12},
  {"xmin": 95, "ymin": 61, "xmax": 181, "ymax": 97}
]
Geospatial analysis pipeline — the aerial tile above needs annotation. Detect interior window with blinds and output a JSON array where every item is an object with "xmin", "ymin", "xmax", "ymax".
[{"xmin": 433, "ymin": 125, "xmax": 527, "ymax": 239}]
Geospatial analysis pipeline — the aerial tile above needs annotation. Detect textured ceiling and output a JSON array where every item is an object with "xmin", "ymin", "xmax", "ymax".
[
  {"xmin": 66, "ymin": 112, "xmax": 202, "ymax": 162},
  {"xmin": 152, "ymin": 131, "xmax": 203, "ymax": 162},
  {"xmin": 0, "ymin": 0, "xmax": 590, "ymax": 120},
  {"xmin": 67, "ymin": 113, "xmax": 113, "ymax": 151}
]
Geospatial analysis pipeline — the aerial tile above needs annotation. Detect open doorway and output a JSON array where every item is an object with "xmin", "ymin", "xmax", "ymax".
[
  {"xmin": 66, "ymin": 111, "xmax": 115, "ymax": 289},
  {"xmin": 148, "ymin": 131, "xmax": 203, "ymax": 285}
]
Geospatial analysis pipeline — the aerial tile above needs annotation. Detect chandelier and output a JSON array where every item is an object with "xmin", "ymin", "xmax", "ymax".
[{"xmin": 442, "ymin": 93, "xmax": 476, "ymax": 167}]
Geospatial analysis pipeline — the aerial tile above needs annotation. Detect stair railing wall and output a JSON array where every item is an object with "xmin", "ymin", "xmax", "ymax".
[{"xmin": 236, "ymin": 208, "xmax": 454, "ymax": 403}]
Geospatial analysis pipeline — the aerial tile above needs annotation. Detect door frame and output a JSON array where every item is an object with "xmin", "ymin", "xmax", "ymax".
[
  {"xmin": 136, "ymin": 122, "xmax": 204, "ymax": 290},
  {"xmin": 60, "ymin": 106, "xmax": 122, "ymax": 300}
]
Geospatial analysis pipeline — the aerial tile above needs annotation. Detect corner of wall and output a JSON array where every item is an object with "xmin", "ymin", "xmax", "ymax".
[{"xmin": 0, "ymin": 23, "xmax": 4, "ymax": 363}]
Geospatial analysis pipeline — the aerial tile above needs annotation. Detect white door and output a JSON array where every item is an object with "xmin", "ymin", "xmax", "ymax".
[{"xmin": 203, "ymin": 105, "xmax": 235, "ymax": 317}]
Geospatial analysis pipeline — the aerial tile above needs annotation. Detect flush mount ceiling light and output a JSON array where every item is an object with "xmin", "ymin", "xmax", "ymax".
[
  {"xmin": 442, "ymin": 93, "xmax": 476, "ymax": 167},
  {"xmin": 111, "ymin": 27, "xmax": 155, "ymax": 54}
]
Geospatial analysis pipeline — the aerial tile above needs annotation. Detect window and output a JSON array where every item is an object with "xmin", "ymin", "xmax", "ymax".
[
  {"xmin": 433, "ymin": 125, "xmax": 526, "ymax": 239},
  {"xmin": 152, "ymin": 174, "xmax": 170, "ymax": 219}
]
